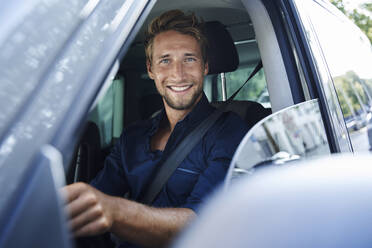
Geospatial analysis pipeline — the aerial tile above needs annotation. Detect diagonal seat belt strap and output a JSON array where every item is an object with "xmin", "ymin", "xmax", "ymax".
[
  {"xmin": 141, "ymin": 109, "xmax": 223, "ymax": 205},
  {"xmin": 141, "ymin": 60, "xmax": 262, "ymax": 205},
  {"xmin": 227, "ymin": 60, "xmax": 262, "ymax": 103}
]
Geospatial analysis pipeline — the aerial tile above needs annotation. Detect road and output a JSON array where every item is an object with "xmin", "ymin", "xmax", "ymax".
[{"xmin": 349, "ymin": 127, "xmax": 371, "ymax": 152}]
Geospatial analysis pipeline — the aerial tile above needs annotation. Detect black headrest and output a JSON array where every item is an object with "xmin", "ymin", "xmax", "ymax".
[{"xmin": 204, "ymin": 21, "xmax": 239, "ymax": 75}]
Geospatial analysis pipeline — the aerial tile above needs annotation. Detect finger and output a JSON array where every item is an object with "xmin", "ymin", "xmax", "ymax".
[
  {"xmin": 70, "ymin": 204, "xmax": 103, "ymax": 232},
  {"xmin": 74, "ymin": 217, "xmax": 110, "ymax": 237},
  {"xmin": 66, "ymin": 190, "xmax": 98, "ymax": 218},
  {"xmin": 62, "ymin": 183, "xmax": 88, "ymax": 203}
]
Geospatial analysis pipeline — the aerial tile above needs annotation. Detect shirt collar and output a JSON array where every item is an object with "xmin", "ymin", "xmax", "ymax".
[
  {"xmin": 149, "ymin": 93, "xmax": 215, "ymax": 135},
  {"xmin": 149, "ymin": 108, "xmax": 166, "ymax": 136},
  {"xmin": 180, "ymin": 93, "xmax": 215, "ymax": 128}
]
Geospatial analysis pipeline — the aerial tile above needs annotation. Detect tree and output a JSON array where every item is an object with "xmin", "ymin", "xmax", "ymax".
[
  {"xmin": 330, "ymin": 0, "xmax": 347, "ymax": 14},
  {"xmin": 330, "ymin": 0, "xmax": 372, "ymax": 43}
]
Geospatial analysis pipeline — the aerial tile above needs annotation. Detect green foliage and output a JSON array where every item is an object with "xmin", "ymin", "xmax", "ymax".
[
  {"xmin": 334, "ymin": 71, "xmax": 371, "ymax": 118},
  {"xmin": 330, "ymin": 0, "xmax": 372, "ymax": 43},
  {"xmin": 363, "ymin": 3, "xmax": 372, "ymax": 12},
  {"xmin": 330, "ymin": 0, "xmax": 347, "ymax": 14}
]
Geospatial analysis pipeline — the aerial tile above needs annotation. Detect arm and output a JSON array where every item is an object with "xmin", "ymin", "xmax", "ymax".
[{"xmin": 63, "ymin": 182, "xmax": 196, "ymax": 248}]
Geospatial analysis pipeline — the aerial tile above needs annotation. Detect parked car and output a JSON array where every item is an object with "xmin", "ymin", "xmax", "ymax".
[{"xmin": 0, "ymin": 0, "xmax": 371, "ymax": 247}]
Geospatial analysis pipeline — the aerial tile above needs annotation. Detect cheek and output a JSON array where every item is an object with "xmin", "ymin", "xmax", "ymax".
[
  {"xmin": 190, "ymin": 69, "xmax": 205, "ymax": 82},
  {"xmin": 153, "ymin": 74, "xmax": 166, "ymax": 93},
  {"xmin": 152, "ymin": 68, "xmax": 167, "ymax": 81}
]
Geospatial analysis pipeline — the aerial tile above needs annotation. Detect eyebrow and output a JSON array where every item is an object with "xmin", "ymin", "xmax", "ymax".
[
  {"xmin": 185, "ymin": 53, "xmax": 197, "ymax": 57},
  {"xmin": 156, "ymin": 54, "xmax": 170, "ymax": 60},
  {"xmin": 155, "ymin": 53, "xmax": 198, "ymax": 60}
]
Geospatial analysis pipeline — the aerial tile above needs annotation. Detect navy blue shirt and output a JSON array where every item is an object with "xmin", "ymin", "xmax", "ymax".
[{"xmin": 91, "ymin": 94, "xmax": 248, "ymax": 246}]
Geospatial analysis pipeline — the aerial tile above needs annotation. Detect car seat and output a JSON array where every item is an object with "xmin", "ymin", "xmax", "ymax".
[
  {"xmin": 204, "ymin": 21, "xmax": 271, "ymax": 129},
  {"xmin": 137, "ymin": 21, "xmax": 271, "ymax": 128},
  {"xmin": 66, "ymin": 121, "xmax": 103, "ymax": 184}
]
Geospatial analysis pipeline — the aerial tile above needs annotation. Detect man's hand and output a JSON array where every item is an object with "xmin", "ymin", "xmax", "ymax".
[
  {"xmin": 62, "ymin": 183, "xmax": 195, "ymax": 247},
  {"xmin": 62, "ymin": 182, "xmax": 116, "ymax": 237}
]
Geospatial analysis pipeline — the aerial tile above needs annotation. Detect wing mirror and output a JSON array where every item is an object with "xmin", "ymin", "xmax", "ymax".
[{"xmin": 225, "ymin": 100, "xmax": 331, "ymax": 189}]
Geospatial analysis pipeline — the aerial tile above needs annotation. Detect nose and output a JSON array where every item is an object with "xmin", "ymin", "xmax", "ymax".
[{"xmin": 170, "ymin": 61, "xmax": 185, "ymax": 82}]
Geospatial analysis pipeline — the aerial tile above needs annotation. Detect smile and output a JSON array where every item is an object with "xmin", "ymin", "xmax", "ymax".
[{"xmin": 167, "ymin": 85, "xmax": 192, "ymax": 92}]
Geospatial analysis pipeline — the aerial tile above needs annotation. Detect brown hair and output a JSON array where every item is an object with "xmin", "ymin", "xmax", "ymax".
[{"xmin": 144, "ymin": 9, "xmax": 207, "ymax": 65}]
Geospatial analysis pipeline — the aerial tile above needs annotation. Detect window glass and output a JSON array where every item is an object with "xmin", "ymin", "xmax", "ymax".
[
  {"xmin": 221, "ymin": 66, "xmax": 268, "ymax": 103},
  {"xmin": 88, "ymin": 77, "xmax": 124, "ymax": 148},
  {"xmin": 299, "ymin": 1, "xmax": 372, "ymax": 152},
  {"xmin": 204, "ymin": 64, "xmax": 269, "ymax": 106}
]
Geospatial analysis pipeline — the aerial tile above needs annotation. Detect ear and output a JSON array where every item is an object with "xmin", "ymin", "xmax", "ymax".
[
  {"xmin": 147, "ymin": 60, "xmax": 154, "ymax": 79},
  {"xmin": 203, "ymin": 62, "xmax": 209, "ymax": 76}
]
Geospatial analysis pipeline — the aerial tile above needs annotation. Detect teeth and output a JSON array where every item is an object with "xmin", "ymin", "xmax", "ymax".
[{"xmin": 169, "ymin": 85, "xmax": 191, "ymax": 92}]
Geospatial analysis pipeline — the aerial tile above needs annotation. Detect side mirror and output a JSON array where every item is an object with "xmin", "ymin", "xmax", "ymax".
[{"xmin": 225, "ymin": 100, "xmax": 331, "ymax": 189}]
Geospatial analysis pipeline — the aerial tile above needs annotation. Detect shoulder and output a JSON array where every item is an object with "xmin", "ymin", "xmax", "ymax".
[
  {"xmin": 203, "ymin": 110, "xmax": 249, "ymax": 152},
  {"xmin": 214, "ymin": 111, "xmax": 249, "ymax": 137},
  {"xmin": 119, "ymin": 118, "xmax": 154, "ymax": 142},
  {"xmin": 197, "ymin": 110, "xmax": 248, "ymax": 161},
  {"xmin": 125, "ymin": 118, "xmax": 152, "ymax": 133}
]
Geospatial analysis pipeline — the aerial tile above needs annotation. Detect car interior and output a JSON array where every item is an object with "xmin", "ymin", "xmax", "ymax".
[
  {"xmin": 66, "ymin": 0, "xmax": 300, "ymax": 192},
  {"xmin": 65, "ymin": 0, "xmax": 301, "ymax": 185},
  {"xmin": 4, "ymin": 1, "xmax": 372, "ymax": 248},
  {"xmin": 60, "ymin": 0, "xmax": 310, "ymax": 246}
]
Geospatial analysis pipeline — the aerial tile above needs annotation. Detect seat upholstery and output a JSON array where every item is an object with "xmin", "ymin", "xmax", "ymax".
[
  {"xmin": 204, "ymin": 21, "xmax": 270, "ymax": 128},
  {"xmin": 212, "ymin": 101, "xmax": 271, "ymax": 130},
  {"xmin": 66, "ymin": 121, "xmax": 103, "ymax": 184},
  {"xmin": 204, "ymin": 21, "xmax": 239, "ymax": 75}
]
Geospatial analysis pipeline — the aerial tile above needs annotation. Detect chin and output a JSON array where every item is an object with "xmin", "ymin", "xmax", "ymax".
[{"xmin": 166, "ymin": 98, "xmax": 196, "ymax": 110}]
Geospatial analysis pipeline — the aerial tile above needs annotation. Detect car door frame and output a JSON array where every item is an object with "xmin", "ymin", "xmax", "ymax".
[
  {"xmin": 264, "ymin": 0, "xmax": 353, "ymax": 153},
  {"xmin": 0, "ymin": 0, "xmax": 156, "ymax": 245}
]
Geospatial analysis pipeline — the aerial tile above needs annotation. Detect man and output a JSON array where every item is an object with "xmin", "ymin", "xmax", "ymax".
[{"xmin": 63, "ymin": 10, "xmax": 248, "ymax": 248}]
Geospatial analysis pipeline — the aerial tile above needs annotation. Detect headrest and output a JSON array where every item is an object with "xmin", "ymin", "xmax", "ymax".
[{"xmin": 204, "ymin": 21, "xmax": 239, "ymax": 75}]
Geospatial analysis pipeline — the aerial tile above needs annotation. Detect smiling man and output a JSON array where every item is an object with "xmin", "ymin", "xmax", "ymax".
[{"xmin": 63, "ymin": 10, "xmax": 248, "ymax": 248}]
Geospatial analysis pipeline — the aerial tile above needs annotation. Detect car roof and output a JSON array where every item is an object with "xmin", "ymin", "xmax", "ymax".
[{"xmin": 134, "ymin": 0, "xmax": 250, "ymax": 44}]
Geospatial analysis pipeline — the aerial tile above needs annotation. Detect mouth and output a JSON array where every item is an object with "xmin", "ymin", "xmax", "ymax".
[{"xmin": 167, "ymin": 84, "xmax": 193, "ymax": 92}]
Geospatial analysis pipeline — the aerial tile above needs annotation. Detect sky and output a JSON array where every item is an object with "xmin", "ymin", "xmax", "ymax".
[
  {"xmin": 344, "ymin": 0, "xmax": 369, "ymax": 8},
  {"xmin": 343, "ymin": 0, "xmax": 372, "ymax": 16}
]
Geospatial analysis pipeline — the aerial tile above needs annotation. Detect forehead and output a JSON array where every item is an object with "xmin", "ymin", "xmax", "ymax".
[{"xmin": 152, "ymin": 30, "xmax": 201, "ymax": 57}]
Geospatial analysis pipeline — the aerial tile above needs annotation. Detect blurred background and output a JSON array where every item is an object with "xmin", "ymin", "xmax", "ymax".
[{"xmin": 330, "ymin": 0, "xmax": 372, "ymax": 43}]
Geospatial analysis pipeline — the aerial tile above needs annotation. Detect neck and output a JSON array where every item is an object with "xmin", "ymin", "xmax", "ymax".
[
  {"xmin": 164, "ymin": 106, "xmax": 192, "ymax": 132},
  {"xmin": 163, "ymin": 96, "xmax": 202, "ymax": 132}
]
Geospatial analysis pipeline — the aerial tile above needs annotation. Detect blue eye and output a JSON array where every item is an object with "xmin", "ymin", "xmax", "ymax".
[
  {"xmin": 160, "ymin": 59, "xmax": 170, "ymax": 64},
  {"xmin": 185, "ymin": 57, "xmax": 196, "ymax": 62}
]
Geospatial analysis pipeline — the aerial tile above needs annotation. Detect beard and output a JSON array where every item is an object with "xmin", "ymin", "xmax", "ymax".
[{"xmin": 160, "ymin": 82, "xmax": 203, "ymax": 110}]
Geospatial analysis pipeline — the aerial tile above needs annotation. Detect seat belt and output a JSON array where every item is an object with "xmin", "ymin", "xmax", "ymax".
[
  {"xmin": 141, "ymin": 109, "xmax": 223, "ymax": 204},
  {"xmin": 226, "ymin": 60, "xmax": 263, "ymax": 103},
  {"xmin": 141, "ymin": 60, "xmax": 263, "ymax": 205}
]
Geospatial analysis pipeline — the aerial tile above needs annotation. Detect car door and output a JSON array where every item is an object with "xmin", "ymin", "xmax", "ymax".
[
  {"xmin": 0, "ymin": 0, "xmax": 155, "ymax": 247},
  {"xmin": 224, "ymin": 0, "xmax": 372, "ymax": 184},
  {"xmin": 255, "ymin": 0, "xmax": 372, "ymax": 154},
  {"xmin": 266, "ymin": 0, "xmax": 353, "ymax": 153},
  {"xmin": 289, "ymin": 0, "xmax": 372, "ymax": 153}
]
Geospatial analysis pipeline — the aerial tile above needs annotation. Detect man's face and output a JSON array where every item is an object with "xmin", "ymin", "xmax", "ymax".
[{"xmin": 147, "ymin": 30, "xmax": 208, "ymax": 111}]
